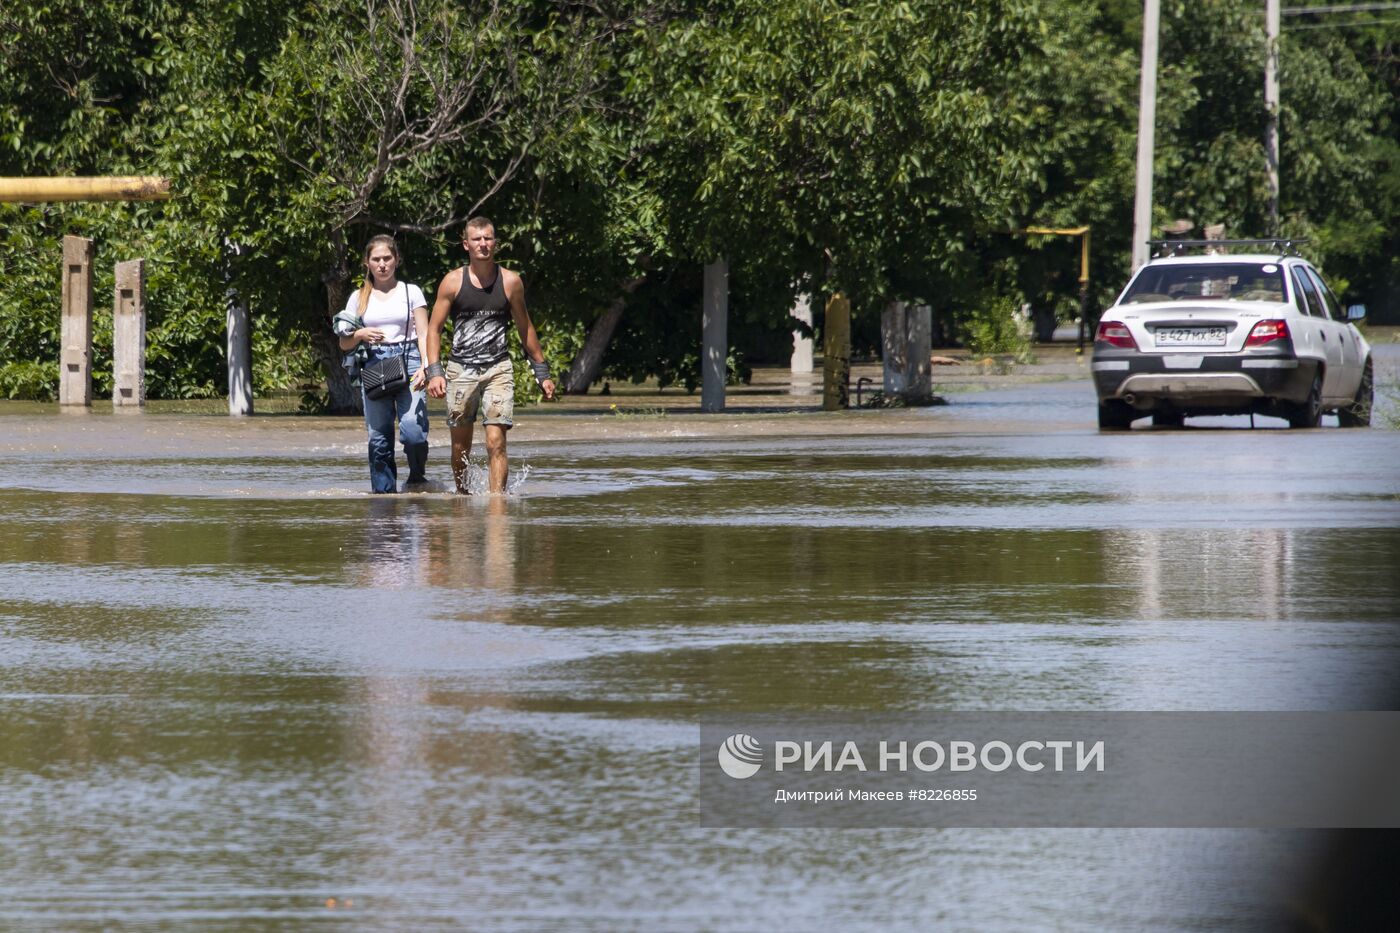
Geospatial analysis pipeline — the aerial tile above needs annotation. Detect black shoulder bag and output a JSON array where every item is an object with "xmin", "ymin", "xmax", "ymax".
[{"xmin": 361, "ymin": 286, "xmax": 413, "ymax": 401}]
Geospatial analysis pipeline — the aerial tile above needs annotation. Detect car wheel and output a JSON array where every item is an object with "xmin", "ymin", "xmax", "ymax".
[
  {"xmin": 1337, "ymin": 360, "xmax": 1373, "ymax": 428},
  {"xmin": 1152, "ymin": 411, "xmax": 1184, "ymax": 428},
  {"xmin": 1287, "ymin": 373, "xmax": 1322, "ymax": 429},
  {"xmin": 1098, "ymin": 399, "xmax": 1135, "ymax": 430}
]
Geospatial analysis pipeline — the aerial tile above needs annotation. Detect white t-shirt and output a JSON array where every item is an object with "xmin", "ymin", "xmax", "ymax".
[{"xmin": 344, "ymin": 282, "xmax": 426, "ymax": 344}]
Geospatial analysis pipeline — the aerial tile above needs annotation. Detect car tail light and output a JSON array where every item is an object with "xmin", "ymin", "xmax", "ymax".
[
  {"xmin": 1245, "ymin": 319, "xmax": 1290, "ymax": 346},
  {"xmin": 1095, "ymin": 321, "xmax": 1137, "ymax": 349}
]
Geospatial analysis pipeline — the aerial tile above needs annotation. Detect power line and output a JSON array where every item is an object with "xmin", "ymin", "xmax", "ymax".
[
  {"xmin": 1284, "ymin": 15, "xmax": 1400, "ymax": 27},
  {"xmin": 1281, "ymin": 3, "xmax": 1400, "ymax": 14}
]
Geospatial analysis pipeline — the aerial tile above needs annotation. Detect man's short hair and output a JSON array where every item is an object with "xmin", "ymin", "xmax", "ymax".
[{"xmin": 464, "ymin": 216, "xmax": 494, "ymax": 237}]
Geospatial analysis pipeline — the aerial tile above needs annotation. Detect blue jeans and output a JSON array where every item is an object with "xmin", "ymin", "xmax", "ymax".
[{"xmin": 362, "ymin": 344, "xmax": 428, "ymax": 493}]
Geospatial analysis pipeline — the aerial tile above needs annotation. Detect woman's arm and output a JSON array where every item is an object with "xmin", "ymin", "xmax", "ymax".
[
  {"xmin": 338, "ymin": 326, "xmax": 384, "ymax": 352},
  {"xmin": 411, "ymin": 303, "xmax": 431, "ymax": 388},
  {"xmin": 334, "ymin": 296, "xmax": 381, "ymax": 351}
]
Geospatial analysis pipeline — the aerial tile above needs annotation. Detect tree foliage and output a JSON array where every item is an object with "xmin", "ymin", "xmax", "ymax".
[{"xmin": 0, "ymin": 0, "xmax": 1395, "ymax": 402}]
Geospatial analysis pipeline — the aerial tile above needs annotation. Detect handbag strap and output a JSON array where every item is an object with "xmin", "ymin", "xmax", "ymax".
[{"xmin": 398, "ymin": 284, "xmax": 412, "ymax": 357}]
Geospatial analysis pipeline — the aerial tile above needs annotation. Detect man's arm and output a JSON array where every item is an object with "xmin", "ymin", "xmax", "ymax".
[
  {"xmin": 425, "ymin": 270, "xmax": 460, "ymax": 399},
  {"xmin": 505, "ymin": 270, "xmax": 555, "ymax": 400}
]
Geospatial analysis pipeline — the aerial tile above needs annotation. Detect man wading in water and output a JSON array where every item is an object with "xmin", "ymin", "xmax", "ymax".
[{"xmin": 424, "ymin": 217, "xmax": 556, "ymax": 494}]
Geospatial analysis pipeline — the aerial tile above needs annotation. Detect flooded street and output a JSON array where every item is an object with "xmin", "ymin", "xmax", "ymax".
[{"xmin": 2, "ymin": 368, "xmax": 1399, "ymax": 930}]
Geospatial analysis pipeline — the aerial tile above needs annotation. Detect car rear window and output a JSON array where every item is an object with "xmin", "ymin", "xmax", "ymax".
[{"xmin": 1122, "ymin": 263, "xmax": 1286, "ymax": 303}]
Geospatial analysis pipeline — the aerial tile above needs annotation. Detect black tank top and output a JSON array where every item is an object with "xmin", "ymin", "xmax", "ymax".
[{"xmin": 448, "ymin": 268, "xmax": 511, "ymax": 366}]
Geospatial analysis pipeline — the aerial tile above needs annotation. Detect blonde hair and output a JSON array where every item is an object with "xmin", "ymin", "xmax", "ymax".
[{"xmin": 355, "ymin": 234, "xmax": 402, "ymax": 316}]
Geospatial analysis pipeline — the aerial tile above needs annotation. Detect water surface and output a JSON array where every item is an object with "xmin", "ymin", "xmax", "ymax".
[{"xmin": 2, "ymin": 380, "xmax": 1398, "ymax": 930}]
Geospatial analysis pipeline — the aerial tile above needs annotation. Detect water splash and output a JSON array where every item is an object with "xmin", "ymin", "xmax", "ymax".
[{"xmin": 455, "ymin": 458, "xmax": 531, "ymax": 496}]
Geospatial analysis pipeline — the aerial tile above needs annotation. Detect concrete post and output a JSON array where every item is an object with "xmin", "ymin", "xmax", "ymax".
[
  {"xmin": 881, "ymin": 300, "xmax": 908, "ymax": 396},
  {"xmin": 112, "ymin": 259, "xmax": 146, "ymax": 407},
  {"xmin": 822, "ymin": 292, "xmax": 850, "ymax": 411},
  {"xmin": 227, "ymin": 293, "xmax": 253, "ymax": 416},
  {"xmin": 790, "ymin": 293, "xmax": 814, "ymax": 373},
  {"xmin": 224, "ymin": 239, "xmax": 254, "ymax": 415},
  {"xmin": 701, "ymin": 258, "xmax": 728, "ymax": 413},
  {"xmin": 1131, "ymin": 0, "xmax": 1161, "ymax": 271},
  {"xmin": 1265, "ymin": 0, "xmax": 1280, "ymax": 236},
  {"xmin": 59, "ymin": 235, "xmax": 95, "ymax": 407},
  {"xmin": 905, "ymin": 304, "xmax": 933, "ymax": 402}
]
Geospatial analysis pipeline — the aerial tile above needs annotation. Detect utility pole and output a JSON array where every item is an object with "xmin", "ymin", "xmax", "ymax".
[
  {"xmin": 1131, "ymin": 0, "xmax": 1161, "ymax": 270},
  {"xmin": 1265, "ymin": 0, "xmax": 1281, "ymax": 235}
]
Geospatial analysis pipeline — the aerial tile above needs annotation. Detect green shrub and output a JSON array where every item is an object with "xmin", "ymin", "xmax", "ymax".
[
  {"xmin": 508, "ymin": 318, "xmax": 588, "ymax": 403},
  {"xmin": 0, "ymin": 361, "xmax": 58, "ymax": 400},
  {"xmin": 956, "ymin": 293, "xmax": 1034, "ymax": 362}
]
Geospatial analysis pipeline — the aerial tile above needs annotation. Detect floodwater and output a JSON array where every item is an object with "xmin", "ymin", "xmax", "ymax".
[{"xmin": 2, "ymin": 369, "xmax": 1399, "ymax": 931}]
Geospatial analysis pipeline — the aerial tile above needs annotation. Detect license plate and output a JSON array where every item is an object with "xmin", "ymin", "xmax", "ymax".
[{"xmin": 1155, "ymin": 326, "xmax": 1227, "ymax": 347}]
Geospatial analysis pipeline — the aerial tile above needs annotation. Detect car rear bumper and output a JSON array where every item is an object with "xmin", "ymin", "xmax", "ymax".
[{"xmin": 1091, "ymin": 348, "xmax": 1318, "ymax": 411}]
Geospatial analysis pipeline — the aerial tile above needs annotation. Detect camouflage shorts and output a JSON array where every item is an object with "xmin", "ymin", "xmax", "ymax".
[{"xmin": 445, "ymin": 359, "xmax": 514, "ymax": 428}]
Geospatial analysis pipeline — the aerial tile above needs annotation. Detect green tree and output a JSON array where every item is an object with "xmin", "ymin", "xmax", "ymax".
[
  {"xmin": 1, "ymin": 0, "xmax": 1395, "ymax": 404},
  {"xmin": 162, "ymin": 0, "xmax": 612, "ymax": 411},
  {"xmin": 562, "ymin": 0, "xmax": 1095, "ymax": 383}
]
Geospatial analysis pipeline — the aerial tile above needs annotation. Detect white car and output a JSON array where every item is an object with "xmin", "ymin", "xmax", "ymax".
[{"xmin": 1092, "ymin": 245, "xmax": 1373, "ymax": 429}]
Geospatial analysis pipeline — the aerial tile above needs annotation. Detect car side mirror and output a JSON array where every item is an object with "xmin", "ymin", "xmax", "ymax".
[{"xmin": 1346, "ymin": 304, "xmax": 1367, "ymax": 322}]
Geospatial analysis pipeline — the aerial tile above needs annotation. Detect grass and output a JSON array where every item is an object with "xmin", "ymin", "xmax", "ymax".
[{"xmin": 607, "ymin": 403, "xmax": 668, "ymax": 420}]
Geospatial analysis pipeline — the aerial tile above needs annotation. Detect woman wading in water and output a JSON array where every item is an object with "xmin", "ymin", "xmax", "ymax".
[{"xmin": 334, "ymin": 235, "xmax": 432, "ymax": 493}]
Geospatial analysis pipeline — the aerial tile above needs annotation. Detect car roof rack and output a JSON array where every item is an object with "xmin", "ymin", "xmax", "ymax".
[{"xmin": 1148, "ymin": 238, "xmax": 1308, "ymax": 258}]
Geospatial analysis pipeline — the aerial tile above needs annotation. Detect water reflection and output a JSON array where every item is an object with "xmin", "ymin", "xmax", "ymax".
[{"xmin": 1106, "ymin": 527, "xmax": 1300, "ymax": 623}]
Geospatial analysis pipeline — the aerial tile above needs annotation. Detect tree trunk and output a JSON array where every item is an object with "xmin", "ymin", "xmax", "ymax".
[
  {"xmin": 822, "ymin": 292, "xmax": 851, "ymax": 410},
  {"xmin": 562, "ymin": 300, "xmax": 624, "ymax": 394},
  {"xmin": 316, "ymin": 327, "xmax": 360, "ymax": 414},
  {"xmin": 320, "ymin": 230, "xmax": 361, "ymax": 414},
  {"xmin": 561, "ymin": 275, "xmax": 645, "ymax": 395}
]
